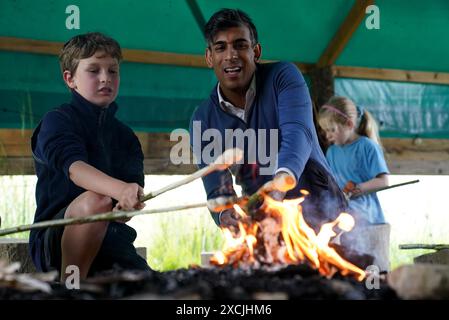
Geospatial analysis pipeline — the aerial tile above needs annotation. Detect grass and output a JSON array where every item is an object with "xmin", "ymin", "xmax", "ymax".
[
  {"xmin": 133, "ymin": 210, "xmax": 223, "ymax": 271},
  {"xmin": 127, "ymin": 176, "xmax": 225, "ymax": 271},
  {"xmin": 0, "ymin": 174, "xmax": 447, "ymax": 271},
  {"xmin": 378, "ymin": 175, "xmax": 449, "ymax": 269},
  {"xmin": 0, "ymin": 175, "xmax": 36, "ymax": 240}
]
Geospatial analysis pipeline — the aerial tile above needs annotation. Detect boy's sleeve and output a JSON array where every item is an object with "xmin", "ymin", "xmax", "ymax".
[
  {"xmin": 190, "ymin": 110, "xmax": 235, "ymax": 226},
  {"xmin": 120, "ymin": 126, "xmax": 145, "ymax": 188},
  {"xmin": 37, "ymin": 110, "xmax": 88, "ymax": 178},
  {"xmin": 275, "ymin": 62, "xmax": 315, "ymax": 183}
]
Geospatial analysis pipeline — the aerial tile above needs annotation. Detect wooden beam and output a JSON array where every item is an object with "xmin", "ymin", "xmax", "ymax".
[
  {"xmin": 333, "ymin": 65, "xmax": 449, "ymax": 85},
  {"xmin": 383, "ymin": 138, "xmax": 449, "ymax": 175},
  {"xmin": 0, "ymin": 129, "xmax": 197, "ymax": 175},
  {"xmin": 0, "ymin": 36, "xmax": 62, "ymax": 54},
  {"xmin": 2, "ymin": 130, "xmax": 449, "ymax": 175},
  {"xmin": 0, "ymin": 36, "xmax": 313, "ymax": 73},
  {"xmin": 2, "ymin": 36, "xmax": 449, "ymax": 85},
  {"xmin": 317, "ymin": 0, "xmax": 374, "ymax": 67},
  {"xmin": 0, "ymin": 36, "xmax": 208, "ymax": 68},
  {"xmin": 122, "ymin": 48, "xmax": 206, "ymax": 68},
  {"xmin": 186, "ymin": 0, "xmax": 206, "ymax": 34}
]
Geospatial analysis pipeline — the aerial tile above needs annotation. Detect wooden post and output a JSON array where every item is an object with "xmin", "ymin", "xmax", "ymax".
[{"xmin": 308, "ymin": 65, "xmax": 335, "ymax": 152}]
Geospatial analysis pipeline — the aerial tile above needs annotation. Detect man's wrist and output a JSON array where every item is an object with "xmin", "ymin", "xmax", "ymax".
[{"xmin": 275, "ymin": 167, "xmax": 297, "ymax": 185}]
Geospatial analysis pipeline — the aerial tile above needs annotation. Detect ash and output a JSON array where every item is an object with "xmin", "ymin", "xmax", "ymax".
[{"xmin": 0, "ymin": 264, "xmax": 397, "ymax": 300}]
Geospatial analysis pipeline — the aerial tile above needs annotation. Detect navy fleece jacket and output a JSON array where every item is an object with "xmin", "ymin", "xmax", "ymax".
[
  {"xmin": 30, "ymin": 90, "xmax": 144, "ymax": 270},
  {"xmin": 190, "ymin": 62, "xmax": 347, "ymax": 228}
]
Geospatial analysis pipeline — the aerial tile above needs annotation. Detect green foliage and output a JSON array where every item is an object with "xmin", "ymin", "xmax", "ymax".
[
  {"xmin": 141, "ymin": 210, "xmax": 224, "ymax": 271},
  {"xmin": 0, "ymin": 175, "xmax": 36, "ymax": 239}
]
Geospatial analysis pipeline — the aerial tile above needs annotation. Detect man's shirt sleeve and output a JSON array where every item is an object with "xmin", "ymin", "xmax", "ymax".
[
  {"xmin": 190, "ymin": 110, "xmax": 235, "ymax": 225},
  {"xmin": 275, "ymin": 62, "xmax": 315, "ymax": 183}
]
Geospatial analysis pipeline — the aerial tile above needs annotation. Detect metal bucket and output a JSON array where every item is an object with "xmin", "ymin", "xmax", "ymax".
[{"xmin": 340, "ymin": 223, "xmax": 391, "ymax": 272}]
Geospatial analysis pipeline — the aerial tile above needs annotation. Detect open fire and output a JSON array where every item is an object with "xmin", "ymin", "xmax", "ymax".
[{"xmin": 210, "ymin": 192, "xmax": 366, "ymax": 282}]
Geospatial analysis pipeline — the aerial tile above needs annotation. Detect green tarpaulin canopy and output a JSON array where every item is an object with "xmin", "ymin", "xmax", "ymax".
[{"xmin": 1, "ymin": 0, "xmax": 449, "ymax": 137}]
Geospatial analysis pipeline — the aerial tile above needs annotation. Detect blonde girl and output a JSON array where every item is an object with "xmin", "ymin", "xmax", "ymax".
[{"xmin": 318, "ymin": 96, "xmax": 389, "ymax": 224}]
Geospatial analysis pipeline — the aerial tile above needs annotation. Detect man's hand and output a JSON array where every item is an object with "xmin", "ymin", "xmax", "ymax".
[
  {"xmin": 266, "ymin": 171, "xmax": 295, "ymax": 201},
  {"xmin": 219, "ymin": 208, "xmax": 241, "ymax": 228},
  {"xmin": 117, "ymin": 183, "xmax": 145, "ymax": 211}
]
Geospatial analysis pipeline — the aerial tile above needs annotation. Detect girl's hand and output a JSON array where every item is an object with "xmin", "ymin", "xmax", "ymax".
[
  {"xmin": 343, "ymin": 180, "xmax": 362, "ymax": 199},
  {"xmin": 351, "ymin": 186, "xmax": 363, "ymax": 197},
  {"xmin": 343, "ymin": 180, "xmax": 356, "ymax": 195}
]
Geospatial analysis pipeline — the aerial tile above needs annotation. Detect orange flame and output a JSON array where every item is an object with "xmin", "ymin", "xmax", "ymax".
[{"xmin": 211, "ymin": 194, "xmax": 366, "ymax": 281}]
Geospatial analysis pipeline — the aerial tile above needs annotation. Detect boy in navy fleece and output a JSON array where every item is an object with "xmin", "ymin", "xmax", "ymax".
[
  {"xmin": 30, "ymin": 32, "xmax": 150, "ymax": 281},
  {"xmin": 190, "ymin": 9, "xmax": 347, "ymax": 230}
]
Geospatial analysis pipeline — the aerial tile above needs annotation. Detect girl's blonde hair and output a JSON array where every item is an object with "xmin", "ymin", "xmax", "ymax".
[{"xmin": 318, "ymin": 96, "xmax": 382, "ymax": 146}]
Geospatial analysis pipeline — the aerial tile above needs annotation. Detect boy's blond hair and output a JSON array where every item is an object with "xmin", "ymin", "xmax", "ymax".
[{"xmin": 59, "ymin": 32, "xmax": 122, "ymax": 76}]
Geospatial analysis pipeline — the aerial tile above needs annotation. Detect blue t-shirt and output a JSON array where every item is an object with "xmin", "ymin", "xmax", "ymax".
[{"xmin": 326, "ymin": 136, "xmax": 389, "ymax": 224}]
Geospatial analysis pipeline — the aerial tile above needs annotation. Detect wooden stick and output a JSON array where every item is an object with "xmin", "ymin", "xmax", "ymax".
[
  {"xmin": 0, "ymin": 148, "xmax": 243, "ymax": 238},
  {"xmin": 0, "ymin": 202, "xmax": 207, "ymax": 238},
  {"xmin": 351, "ymin": 179, "xmax": 419, "ymax": 199},
  {"xmin": 399, "ymin": 244, "xmax": 449, "ymax": 251},
  {"xmin": 206, "ymin": 172, "xmax": 296, "ymax": 213},
  {"xmin": 140, "ymin": 148, "xmax": 243, "ymax": 202},
  {"xmin": 244, "ymin": 172, "xmax": 296, "ymax": 214}
]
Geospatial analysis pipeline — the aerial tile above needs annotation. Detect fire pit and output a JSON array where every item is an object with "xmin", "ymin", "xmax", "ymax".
[
  {"xmin": 207, "ymin": 191, "xmax": 372, "ymax": 282},
  {"xmin": 0, "ymin": 264, "xmax": 397, "ymax": 300},
  {"xmin": 0, "ymin": 189, "xmax": 398, "ymax": 300}
]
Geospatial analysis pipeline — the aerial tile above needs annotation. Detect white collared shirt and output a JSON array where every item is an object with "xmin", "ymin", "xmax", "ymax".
[{"xmin": 217, "ymin": 75, "xmax": 256, "ymax": 123}]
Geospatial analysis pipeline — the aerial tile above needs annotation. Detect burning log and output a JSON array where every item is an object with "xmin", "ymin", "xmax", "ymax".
[
  {"xmin": 0, "ymin": 260, "xmax": 57, "ymax": 294},
  {"xmin": 209, "ymin": 187, "xmax": 367, "ymax": 281},
  {"xmin": 207, "ymin": 172, "xmax": 297, "ymax": 214},
  {"xmin": 329, "ymin": 244, "xmax": 375, "ymax": 270}
]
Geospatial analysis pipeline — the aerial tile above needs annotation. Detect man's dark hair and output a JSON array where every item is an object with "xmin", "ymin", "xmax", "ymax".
[
  {"xmin": 204, "ymin": 9, "xmax": 258, "ymax": 47},
  {"xmin": 59, "ymin": 32, "xmax": 122, "ymax": 75}
]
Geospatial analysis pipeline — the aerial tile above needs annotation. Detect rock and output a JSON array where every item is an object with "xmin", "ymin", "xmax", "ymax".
[
  {"xmin": 200, "ymin": 251, "xmax": 214, "ymax": 268},
  {"xmin": 136, "ymin": 247, "xmax": 147, "ymax": 261},
  {"xmin": 252, "ymin": 291, "xmax": 288, "ymax": 300},
  {"xmin": 0, "ymin": 238, "xmax": 36, "ymax": 273},
  {"xmin": 414, "ymin": 249, "xmax": 449, "ymax": 265},
  {"xmin": 340, "ymin": 223, "xmax": 391, "ymax": 272},
  {"xmin": 388, "ymin": 264, "xmax": 449, "ymax": 299}
]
